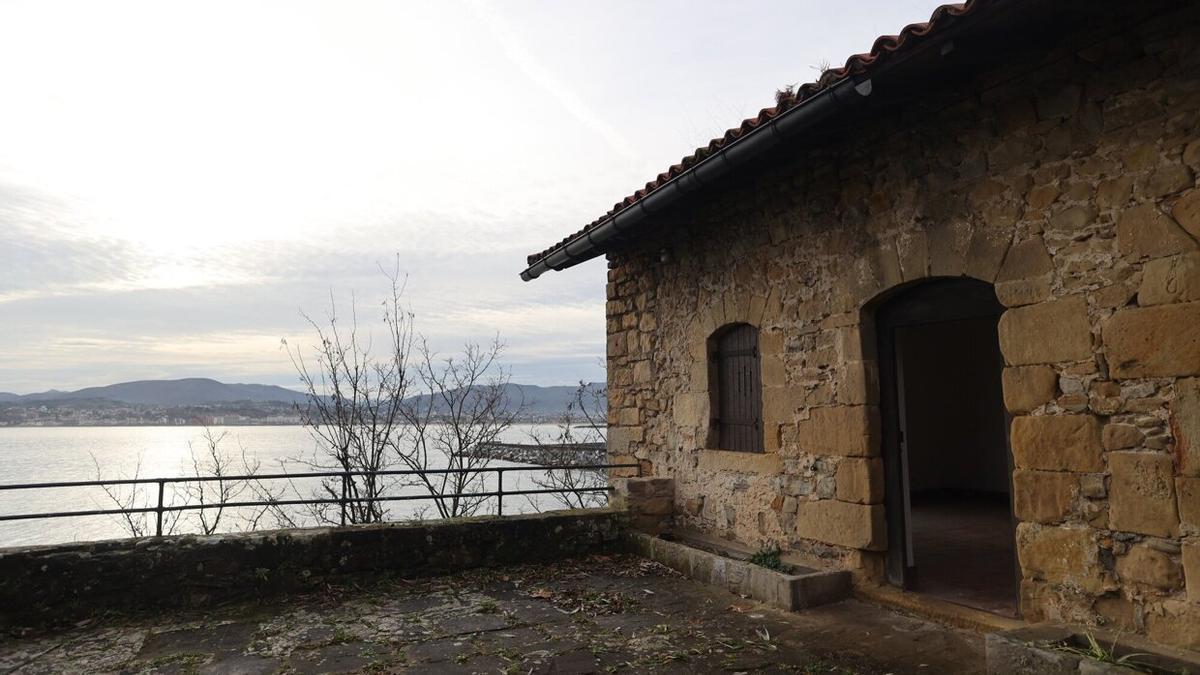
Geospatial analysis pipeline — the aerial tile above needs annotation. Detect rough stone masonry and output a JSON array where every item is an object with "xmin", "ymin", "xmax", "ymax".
[{"xmin": 601, "ymin": 2, "xmax": 1200, "ymax": 649}]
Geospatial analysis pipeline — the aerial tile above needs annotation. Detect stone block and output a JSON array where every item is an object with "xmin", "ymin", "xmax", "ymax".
[
  {"xmin": 616, "ymin": 408, "xmax": 639, "ymax": 427},
  {"xmin": 1108, "ymin": 451, "xmax": 1180, "ymax": 538},
  {"xmin": 607, "ymin": 426, "xmax": 641, "ymax": 455},
  {"xmin": 1000, "ymin": 237, "xmax": 1053, "ymax": 268},
  {"xmin": 796, "ymin": 406, "xmax": 880, "ymax": 457},
  {"xmin": 1146, "ymin": 600, "xmax": 1200, "ymax": 649},
  {"xmin": 896, "ymin": 230, "xmax": 929, "ymax": 281},
  {"xmin": 1103, "ymin": 303, "xmax": 1200, "ymax": 378},
  {"xmin": 1174, "ymin": 188, "xmax": 1200, "ymax": 240},
  {"xmin": 1048, "ymin": 205, "xmax": 1095, "ymax": 234},
  {"xmin": 836, "ymin": 361, "xmax": 878, "ymax": 406},
  {"xmin": 761, "ymin": 355, "xmax": 786, "ymax": 387},
  {"xmin": 760, "ymin": 330, "xmax": 785, "ymax": 357},
  {"xmin": 795, "ymin": 499, "xmax": 886, "ymax": 551},
  {"xmin": 1174, "ymin": 378, "xmax": 1200, "ymax": 476},
  {"xmin": 927, "ymin": 220, "xmax": 970, "ymax": 278},
  {"xmin": 697, "ymin": 450, "xmax": 783, "ymax": 474},
  {"xmin": 673, "ymin": 392, "xmax": 708, "ymax": 429},
  {"xmin": 1117, "ymin": 204, "xmax": 1197, "ymax": 260},
  {"xmin": 632, "ymin": 360, "xmax": 652, "ymax": 385},
  {"xmin": 1139, "ymin": 252, "xmax": 1200, "ymax": 306},
  {"xmin": 1013, "ymin": 470, "xmax": 1077, "ymax": 524},
  {"xmin": 998, "ymin": 297, "xmax": 1093, "ymax": 366},
  {"xmin": 613, "ymin": 477, "xmax": 675, "ymax": 535},
  {"xmin": 762, "ymin": 386, "xmax": 801, "ymax": 426},
  {"xmin": 1187, "ymin": 140, "xmax": 1200, "ymax": 173},
  {"xmin": 996, "ymin": 277, "xmax": 1053, "ymax": 307},
  {"xmin": 1140, "ymin": 164, "xmax": 1194, "ymax": 200},
  {"xmin": 1116, "ymin": 543, "xmax": 1182, "ymax": 589},
  {"xmin": 994, "ymin": 236, "xmax": 1054, "ymax": 308},
  {"xmin": 1101, "ymin": 423, "xmax": 1143, "ymax": 451},
  {"xmin": 1176, "ymin": 477, "xmax": 1200, "ymax": 531},
  {"xmin": 1092, "ymin": 282, "xmax": 1137, "ymax": 310},
  {"xmin": 1184, "ymin": 541, "xmax": 1200, "ymax": 603},
  {"xmin": 1015, "ymin": 523, "xmax": 1104, "ymax": 592},
  {"xmin": 1096, "ymin": 176, "xmax": 1133, "ymax": 208},
  {"xmin": 1002, "ymin": 365, "xmax": 1059, "ymax": 413},
  {"xmin": 1010, "ymin": 414, "xmax": 1103, "ymax": 472},
  {"xmin": 836, "ymin": 325, "xmax": 869, "ymax": 361},
  {"xmin": 1079, "ymin": 474, "xmax": 1106, "ymax": 499},
  {"xmin": 1026, "ymin": 184, "xmax": 1060, "ymax": 210},
  {"xmin": 835, "ymin": 457, "xmax": 884, "ymax": 505},
  {"xmin": 964, "ymin": 227, "xmax": 1012, "ymax": 283}
]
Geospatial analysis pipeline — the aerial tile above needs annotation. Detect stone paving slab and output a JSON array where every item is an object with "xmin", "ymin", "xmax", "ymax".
[{"xmin": 0, "ymin": 554, "xmax": 985, "ymax": 674}]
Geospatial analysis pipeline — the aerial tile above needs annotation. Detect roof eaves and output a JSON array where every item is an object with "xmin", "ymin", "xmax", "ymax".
[{"xmin": 521, "ymin": 1, "xmax": 979, "ymax": 279}]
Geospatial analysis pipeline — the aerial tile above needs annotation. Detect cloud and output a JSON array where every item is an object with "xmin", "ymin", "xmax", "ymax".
[
  {"xmin": 0, "ymin": 0, "xmax": 952, "ymax": 394},
  {"xmin": 0, "ymin": 182, "xmax": 147, "ymax": 297},
  {"xmin": 464, "ymin": 0, "xmax": 640, "ymax": 164}
]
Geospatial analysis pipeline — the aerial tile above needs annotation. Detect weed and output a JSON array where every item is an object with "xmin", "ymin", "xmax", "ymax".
[
  {"xmin": 750, "ymin": 546, "xmax": 787, "ymax": 572},
  {"xmin": 476, "ymin": 598, "xmax": 499, "ymax": 614},
  {"xmin": 329, "ymin": 626, "xmax": 355, "ymax": 645},
  {"xmin": 1051, "ymin": 631, "xmax": 1153, "ymax": 673}
]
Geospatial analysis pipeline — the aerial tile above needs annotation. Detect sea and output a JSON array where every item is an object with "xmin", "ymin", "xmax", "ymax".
[{"xmin": 0, "ymin": 424, "xmax": 591, "ymax": 548}]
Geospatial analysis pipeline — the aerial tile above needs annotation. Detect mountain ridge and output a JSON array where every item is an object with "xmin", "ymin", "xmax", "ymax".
[{"xmin": 0, "ymin": 378, "xmax": 605, "ymax": 416}]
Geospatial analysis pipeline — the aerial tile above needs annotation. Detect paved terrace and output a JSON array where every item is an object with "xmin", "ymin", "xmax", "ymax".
[{"xmin": 0, "ymin": 554, "xmax": 984, "ymax": 674}]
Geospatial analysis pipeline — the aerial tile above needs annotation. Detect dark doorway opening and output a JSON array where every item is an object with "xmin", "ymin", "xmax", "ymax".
[{"xmin": 876, "ymin": 278, "xmax": 1018, "ymax": 617}]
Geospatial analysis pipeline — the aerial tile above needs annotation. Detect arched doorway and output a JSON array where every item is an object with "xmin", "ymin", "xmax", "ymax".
[{"xmin": 875, "ymin": 277, "xmax": 1017, "ymax": 616}]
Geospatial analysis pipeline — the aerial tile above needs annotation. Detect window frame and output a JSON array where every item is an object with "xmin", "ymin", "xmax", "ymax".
[{"xmin": 707, "ymin": 323, "xmax": 764, "ymax": 453}]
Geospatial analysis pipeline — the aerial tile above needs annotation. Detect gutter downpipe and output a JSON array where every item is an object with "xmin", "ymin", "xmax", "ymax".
[{"xmin": 520, "ymin": 76, "xmax": 863, "ymax": 281}]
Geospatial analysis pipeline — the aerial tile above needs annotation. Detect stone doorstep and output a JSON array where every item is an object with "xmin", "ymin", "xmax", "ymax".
[
  {"xmin": 985, "ymin": 625, "xmax": 1200, "ymax": 675},
  {"xmin": 854, "ymin": 583, "xmax": 1026, "ymax": 635},
  {"xmin": 625, "ymin": 532, "xmax": 851, "ymax": 611}
]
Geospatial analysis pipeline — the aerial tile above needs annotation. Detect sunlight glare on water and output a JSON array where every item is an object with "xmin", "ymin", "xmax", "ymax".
[{"xmin": 0, "ymin": 424, "xmax": 586, "ymax": 547}]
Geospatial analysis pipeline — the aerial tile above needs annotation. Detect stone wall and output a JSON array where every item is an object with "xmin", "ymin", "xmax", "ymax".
[
  {"xmin": 604, "ymin": 3, "xmax": 1200, "ymax": 648},
  {"xmin": 0, "ymin": 510, "xmax": 625, "ymax": 630},
  {"xmin": 611, "ymin": 476, "xmax": 675, "ymax": 535}
]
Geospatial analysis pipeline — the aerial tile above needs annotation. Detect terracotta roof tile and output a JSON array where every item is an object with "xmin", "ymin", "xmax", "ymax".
[{"xmin": 526, "ymin": 1, "xmax": 977, "ymax": 268}]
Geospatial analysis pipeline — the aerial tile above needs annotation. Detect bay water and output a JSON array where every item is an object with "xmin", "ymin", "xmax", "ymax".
[{"xmin": 0, "ymin": 424, "xmax": 590, "ymax": 547}]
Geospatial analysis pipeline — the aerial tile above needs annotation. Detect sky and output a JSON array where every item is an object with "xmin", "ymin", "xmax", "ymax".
[{"xmin": 0, "ymin": 0, "xmax": 942, "ymax": 394}]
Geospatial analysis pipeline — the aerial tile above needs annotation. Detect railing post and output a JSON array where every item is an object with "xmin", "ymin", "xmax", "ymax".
[
  {"xmin": 340, "ymin": 472, "xmax": 348, "ymax": 526},
  {"xmin": 496, "ymin": 469, "xmax": 504, "ymax": 517},
  {"xmin": 155, "ymin": 480, "xmax": 165, "ymax": 537}
]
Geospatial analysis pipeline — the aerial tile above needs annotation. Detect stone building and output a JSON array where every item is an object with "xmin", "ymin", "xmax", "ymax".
[{"xmin": 522, "ymin": 0, "xmax": 1200, "ymax": 648}]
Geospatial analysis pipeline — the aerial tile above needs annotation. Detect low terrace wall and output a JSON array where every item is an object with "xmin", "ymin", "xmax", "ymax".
[{"xmin": 0, "ymin": 509, "xmax": 625, "ymax": 630}]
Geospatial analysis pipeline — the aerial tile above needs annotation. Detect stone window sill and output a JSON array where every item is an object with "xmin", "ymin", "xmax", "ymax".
[{"xmin": 698, "ymin": 448, "xmax": 783, "ymax": 474}]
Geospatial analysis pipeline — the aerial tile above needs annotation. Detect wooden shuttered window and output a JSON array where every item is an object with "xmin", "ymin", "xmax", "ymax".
[{"xmin": 712, "ymin": 323, "xmax": 764, "ymax": 453}]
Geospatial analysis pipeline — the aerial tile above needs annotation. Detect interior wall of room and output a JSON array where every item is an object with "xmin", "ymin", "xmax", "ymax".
[{"xmin": 897, "ymin": 316, "xmax": 1010, "ymax": 495}]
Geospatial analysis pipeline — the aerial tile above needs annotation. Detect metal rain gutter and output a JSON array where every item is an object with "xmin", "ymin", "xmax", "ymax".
[{"xmin": 520, "ymin": 76, "xmax": 864, "ymax": 282}]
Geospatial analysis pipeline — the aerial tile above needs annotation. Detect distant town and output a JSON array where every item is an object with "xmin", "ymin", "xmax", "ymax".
[{"xmin": 0, "ymin": 399, "xmax": 303, "ymax": 427}]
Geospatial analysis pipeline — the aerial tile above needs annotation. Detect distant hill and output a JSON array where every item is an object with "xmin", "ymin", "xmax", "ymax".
[
  {"xmin": 0, "ymin": 379, "xmax": 605, "ymax": 416},
  {"xmin": 402, "ymin": 383, "xmax": 605, "ymax": 419},
  {"xmin": 2, "ymin": 378, "xmax": 309, "ymax": 405}
]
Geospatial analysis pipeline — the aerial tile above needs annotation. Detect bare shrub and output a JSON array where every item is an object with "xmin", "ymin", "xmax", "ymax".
[
  {"xmin": 180, "ymin": 427, "xmax": 254, "ymax": 535},
  {"xmin": 397, "ymin": 337, "xmax": 521, "ymax": 519},
  {"xmin": 284, "ymin": 261, "xmax": 520, "ymax": 524},
  {"xmin": 90, "ymin": 453, "xmax": 180, "ymax": 538},
  {"xmin": 527, "ymin": 381, "xmax": 608, "ymax": 511},
  {"xmin": 284, "ymin": 269, "xmax": 413, "ymax": 525}
]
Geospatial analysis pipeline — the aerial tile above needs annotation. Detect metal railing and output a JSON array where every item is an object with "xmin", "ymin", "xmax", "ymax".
[{"xmin": 0, "ymin": 463, "xmax": 640, "ymax": 537}]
